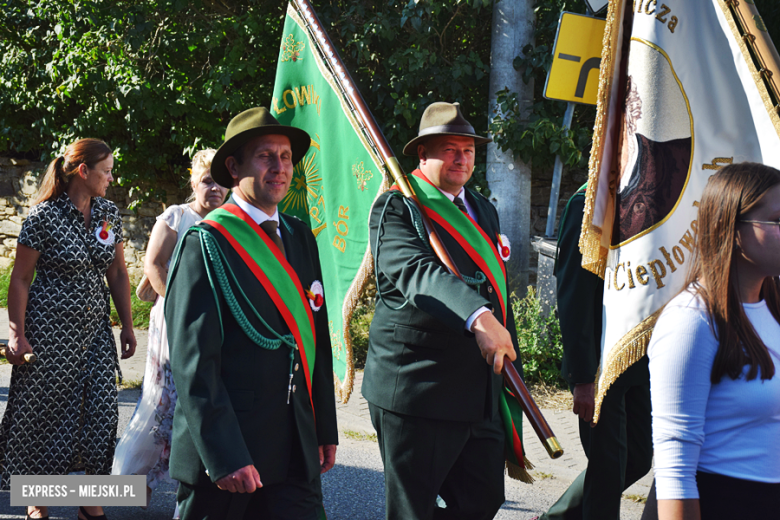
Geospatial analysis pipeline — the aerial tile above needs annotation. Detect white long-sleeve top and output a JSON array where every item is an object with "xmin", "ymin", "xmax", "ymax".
[{"xmin": 648, "ymin": 287, "xmax": 780, "ymax": 500}]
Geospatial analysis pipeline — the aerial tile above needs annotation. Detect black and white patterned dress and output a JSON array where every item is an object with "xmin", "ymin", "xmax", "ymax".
[{"xmin": 0, "ymin": 193, "xmax": 123, "ymax": 488}]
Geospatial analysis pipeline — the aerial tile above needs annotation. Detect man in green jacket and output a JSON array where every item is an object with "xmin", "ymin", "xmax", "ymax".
[
  {"xmin": 363, "ymin": 101, "xmax": 526, "ymax": 520},
  {"xmin": 165, "ymin": 107, "xmax": 338, "ymax": 520}
]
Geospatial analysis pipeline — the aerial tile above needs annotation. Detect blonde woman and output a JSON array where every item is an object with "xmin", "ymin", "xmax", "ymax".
[{"xmin": 112, "ymin": 150, "xmax": 227, "ymax": 508}]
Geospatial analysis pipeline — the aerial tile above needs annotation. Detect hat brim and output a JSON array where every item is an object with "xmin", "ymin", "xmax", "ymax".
[
  {"xmin": 402, "ymin": 133, "xmax": 492, "ymax": 156},
  {"xmin": 211, "ymin": 125, "xmax": 311, "ymax": 188}
]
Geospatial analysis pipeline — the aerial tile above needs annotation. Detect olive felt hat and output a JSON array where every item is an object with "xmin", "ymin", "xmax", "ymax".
[
  {"xmin": 402, "ymin": 102, "xmax": 492, "ymax": 156},
  {"xmin": 211, "ymin": 107, "xmax": 311, "ymax": 187}
]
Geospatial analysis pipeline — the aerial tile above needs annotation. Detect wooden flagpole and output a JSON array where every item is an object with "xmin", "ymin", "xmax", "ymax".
[{"xmin": 290, "ymin": 0, "xmax": 563, "ymax": 459}]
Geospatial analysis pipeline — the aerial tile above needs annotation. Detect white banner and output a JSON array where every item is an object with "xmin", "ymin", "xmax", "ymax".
[{"xmin": 580, "ymin": 0, "xmax": 780, "ymax": 420}]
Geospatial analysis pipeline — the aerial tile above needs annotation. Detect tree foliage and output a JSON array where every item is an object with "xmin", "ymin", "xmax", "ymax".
[
  {"xmin": 1, "ymin": 0, "xmax": 779, "ymax": 205},
  {"xmin": 0, "ymin": 0, "xmax": 494, "ymax": 200},
  {"xmin": 490, "ymin": 0, "xmax": 780, "ymax": 172},
  {"xmin": 1, "ymin": 0, "xmax": 288, "ymax": 204}
]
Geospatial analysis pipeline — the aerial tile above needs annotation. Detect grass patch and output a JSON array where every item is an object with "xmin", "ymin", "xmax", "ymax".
[
  {"xmin": 349, "ymin": 302, "xmax": 373, "ymax": 369},
  {"xmin": 529, "ymin": 381, "xmax": 573, "ymax": 411},
  {"xmin": 0, "ymin": 264, "xmax": 12, "ymax": 307},
  {"xmin": 110, "ymin": 284, "xmax": 154, "ymax": 330},
  {"xmin": 342, "ymin": 429, "xmax": 378, "ymax": 442},
  {"xmin": 623, "ymin": 493, "xmax": 647, "ymax": 504},
  {"xmin": 532, "ymin": 471, "xmax": 554, "ymax": 480},
  {"xmin": 513, "ymin": 287, "xmax": 566, "ymax": 389},
  {"xmin": 117, "ymin": 376, "xmax": 143, "ymax": 390}
]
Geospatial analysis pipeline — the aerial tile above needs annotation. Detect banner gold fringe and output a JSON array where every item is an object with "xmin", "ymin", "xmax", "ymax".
[
  {"xmin": 719, "ymin": 1, "xmax": 780, "ymax": 138},
  {"xmin": 506, "ymin": 457, "xmax": 535, "ymax": 484},
  {"xmin": 289, "ymin": 3, "xmax": 391, "ymax": 403},
  {"xmin": 333, "ymin": 173, "xmax": 392, "ymax": 403},
  {"xmin": 579, "ymin": 0, "xmax": 624, "ymax": 278},
  {"xmin": 592, "ymin": 308, "xmax": 662, "ymax": 423}
]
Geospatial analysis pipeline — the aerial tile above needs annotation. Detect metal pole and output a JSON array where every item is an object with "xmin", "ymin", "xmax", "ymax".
[{"xmin": 545, "ymin": 101, "xmax": 575, "ymax": 237}]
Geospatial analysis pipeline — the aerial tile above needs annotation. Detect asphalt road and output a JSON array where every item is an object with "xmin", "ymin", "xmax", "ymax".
[
  {"xmin": 0, "ymin": 370, "xmax": 648, "ymax": 520},
  {"xmin": 0, "ymin": 304, "xmax": 650, "ymax": 519}
]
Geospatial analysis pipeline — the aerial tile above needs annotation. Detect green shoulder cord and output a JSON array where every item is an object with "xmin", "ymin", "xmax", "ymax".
[
  {"xmin": 198, "ymin": 228, "xmax": 297, "ymax": 352},
  {"xmin": 165, "ymin": 226, "xmax": 297, "ymax": 373},
  {"xmin": 375, "ymin": 193, "xmax": 486, "ymax": 312}
]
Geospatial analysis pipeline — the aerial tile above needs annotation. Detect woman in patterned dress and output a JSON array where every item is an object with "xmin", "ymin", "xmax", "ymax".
[
  {"xmin": 112, "ymin": 149, "xmax": 227, "ymax": 512},
  {"xmin": 1, "ymin": 138, "xmax": 137, "ymax": 520}
]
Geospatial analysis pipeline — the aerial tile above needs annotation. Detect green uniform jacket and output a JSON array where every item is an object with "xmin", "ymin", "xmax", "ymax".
[
  {"xmin": 554, "ymin": 189, "xmax": 603, "ymax": 387},
  {"xmin": 165, "ymin": 201, "xmax": 338, "ymax": 487},
  {"xmin": 363, "ymin": 188, "xmax": 522, "ymax": 422},
  {"xmin": 554, "ymin": 189, "xmax": 648, "ymax": 387}
]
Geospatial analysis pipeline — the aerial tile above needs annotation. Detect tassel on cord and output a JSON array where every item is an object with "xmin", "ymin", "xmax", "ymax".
[{"xmin": 506, "ymin": 460, "xmax": 535, "ymax": 484}]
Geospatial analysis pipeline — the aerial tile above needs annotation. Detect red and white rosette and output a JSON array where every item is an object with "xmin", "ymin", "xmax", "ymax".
[
  {"xmin": 497, "ymin": 233, "xmax": 511, "ymax": 262},
  {"xmin": 95, "ymin": 221, "xmax": 115, "ymax": 246},
  {"xmin": 305, "ymin": 280, "xmax": 324, "ymax": 312}
]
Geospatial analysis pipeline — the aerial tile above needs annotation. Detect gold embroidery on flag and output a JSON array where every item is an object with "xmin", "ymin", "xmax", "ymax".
[
  {"xmin": 281, "ymin": 34, "xmax": 305, "ymax": 63},
  {"xmin": 702, "ymin": 157, "xmax": 733, "ymax": 170}
]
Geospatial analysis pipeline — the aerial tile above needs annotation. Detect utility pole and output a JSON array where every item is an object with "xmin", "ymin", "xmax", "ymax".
[{"xmin": 486, "ymin": 0, "xmax": 535, "ymax": 296}]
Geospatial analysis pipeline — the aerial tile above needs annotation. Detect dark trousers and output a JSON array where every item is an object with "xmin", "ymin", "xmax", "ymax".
[
  {"xmin": 639, "ymin": 472, "xmax": 780, "ymax": 520},
  {"xmin": 177, "ymin": 438, "xmax": 324, "ymax": 520},
  {"xmin": 542, "ymin": 377, "xmax": 653, "ymax": 520},
  {"xmin": 369, "ymin": 403, "xmax": 505, "ymax": 520},
  {"xmin": 697, "ymin": 471, "xmax": 780, "ymax": 519},
  {"xmin": 177, "ymin": 476, "xmax": 323, "ymax": 520}
]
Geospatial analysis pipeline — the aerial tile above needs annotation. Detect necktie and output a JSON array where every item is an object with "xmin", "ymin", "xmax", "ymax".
[
  {"xmin": 259, "ymin": 220, "xmax": 286, "ymax": 258},
  {"xmin": 453, "ymin": 196, "xmax": 468, "ymax": 215}
]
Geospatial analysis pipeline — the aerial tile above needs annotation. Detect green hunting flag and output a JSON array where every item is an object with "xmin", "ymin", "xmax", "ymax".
[{"xmin": 272, "ymin": 2, "xmax": 388, "ymax": 402}]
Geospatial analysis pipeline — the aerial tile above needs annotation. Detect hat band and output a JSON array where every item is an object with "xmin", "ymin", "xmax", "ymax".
[{"xmin": 418, "ymin": 124, "xmax": 476, "ymax": 137}]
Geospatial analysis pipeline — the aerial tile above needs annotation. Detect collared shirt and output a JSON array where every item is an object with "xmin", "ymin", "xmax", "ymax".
[
  {"xmin": 432, "ymin": 185, "xmax": 490, "ymax": 331},
  {"xmin": 435, "ymin": 186, "xmax": 478, "ymax": 222},
  {"xmin": 232, "ymin": 192, "xmax": 282, "ymax": 239}
]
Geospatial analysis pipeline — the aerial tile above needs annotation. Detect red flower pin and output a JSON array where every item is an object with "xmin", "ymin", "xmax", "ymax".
[
  {"xmin": 497, "ymin": 233, "xmax": 511, "ymax": 262},
  {"xmin": 305, "ymin": 280, "xmax": 324, "ymax": 312}
]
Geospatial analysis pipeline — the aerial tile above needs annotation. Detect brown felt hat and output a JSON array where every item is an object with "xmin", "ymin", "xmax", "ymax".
[
  {"xmin": 211, "ymin": 107, "xmax": 311, "ymax": 187},
  {"xmin": 402, "ymin": 102, "xmax": 491, "ymax": 156}
]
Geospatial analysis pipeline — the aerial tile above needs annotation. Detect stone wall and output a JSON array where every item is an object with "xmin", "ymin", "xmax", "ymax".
[{"xmin": 0, "ymin": 157, "xmax": 189, "ymax": 282}]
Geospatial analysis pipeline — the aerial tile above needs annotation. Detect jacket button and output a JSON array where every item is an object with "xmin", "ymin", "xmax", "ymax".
[
  {"xmin": 294, "ymin": 363, "xmax": 299, "ymax": 372},
  {"xmin": 488, "ymin": 285, "xmax": 493, "ymax": 293},
  {"xmin": 292, "ymin": 385, "xmax": 297, "ymax": 393}
]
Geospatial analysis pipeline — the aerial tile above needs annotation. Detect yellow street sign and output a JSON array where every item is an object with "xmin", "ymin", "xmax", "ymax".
[{"xmin": 544, "ymin": 12, "xmax": 606, "ymax": 105}]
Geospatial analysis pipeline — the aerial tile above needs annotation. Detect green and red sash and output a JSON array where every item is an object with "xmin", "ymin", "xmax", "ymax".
[
  {"xmin": 202, "ymin": 204, "xmax": 317, "ymax": 413},
  {"xmin": 391, "ymin": 171, "xmax": 531, "ymax": 480},
  {"xmin": 394, "ymin": 171, "xmax": 508, "ymax": 325}
]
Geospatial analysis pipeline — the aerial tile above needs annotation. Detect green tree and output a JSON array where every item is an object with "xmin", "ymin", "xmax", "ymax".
[
  {"xmin": 1, "ymin": 0, "xmax": 778, "ymax": 204},
  {"xmin": 490, "ymin": 0, "xmax": 780, "ymax": 172},
  {"xmin": 0, "ymin": 0, "xmax": 496, "ymax": 200},
  {"xmin": 0, "ymin": 0, "xmax": 285, "ymax": 203}
]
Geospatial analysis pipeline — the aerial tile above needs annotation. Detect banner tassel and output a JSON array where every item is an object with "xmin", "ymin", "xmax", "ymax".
[{"xmin": 506, "ymin": 458, "xmax": 535, "ymax": 484}]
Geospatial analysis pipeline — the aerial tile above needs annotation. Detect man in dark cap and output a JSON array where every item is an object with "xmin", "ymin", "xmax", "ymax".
[
  {"xmin": 363, "ymin": 101, "xmax": 527, "ymax": 520},
  {"xmin": 165, "ymin": 107, "xmax": 338, "ymax": 520}
]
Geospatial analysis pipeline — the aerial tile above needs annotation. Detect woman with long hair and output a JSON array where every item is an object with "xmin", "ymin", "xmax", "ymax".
[
  {"xmin": 112, "ymin": 149, "xmax": 227, "ymax": 514},
  {"xmin": 648, "ymin": 162, "xmax": 780, "ymax": 519},
  {"xmin": 0, "ymin": 138, "xmax": 137, "ymax": 520}
]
